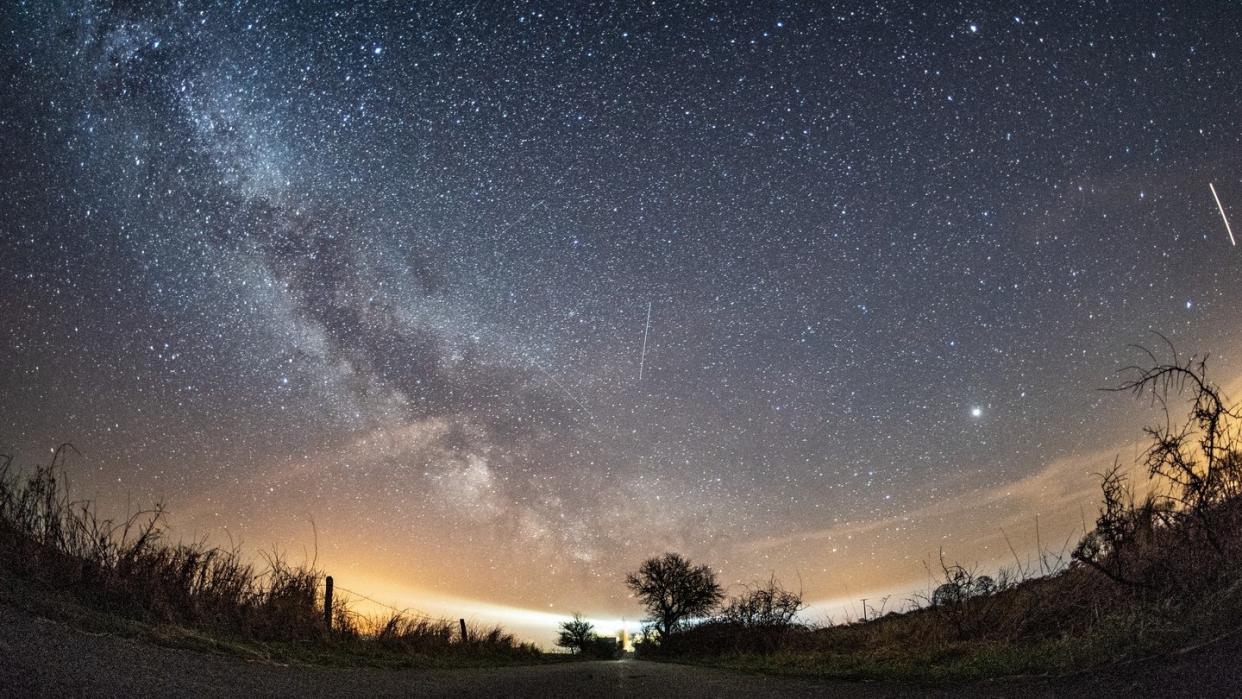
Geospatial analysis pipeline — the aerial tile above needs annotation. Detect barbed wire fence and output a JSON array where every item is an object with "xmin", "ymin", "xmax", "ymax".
[{"xmin": 320, "ymin": 576, "xmax": 474, "ymax": 642}]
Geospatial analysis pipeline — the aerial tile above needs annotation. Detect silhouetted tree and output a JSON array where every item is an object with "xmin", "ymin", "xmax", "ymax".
[
  {"xmin": 1111, "ymin": 342, "xmax": 1242, "ymax": 532},
  {"xmin": 1074, "ymin": 338, "xmax": 1242, "ymax": 589},
  {"xmin": 625, "ymin": 552, "xmax": 724, "ymax": 638},
  {"xmin": 719, "ymin": 576, "xmax": 804, "ymax": 628},
  {"xmin": 556, "ymin": 613, "xmax": 596, "ymax": 654}
]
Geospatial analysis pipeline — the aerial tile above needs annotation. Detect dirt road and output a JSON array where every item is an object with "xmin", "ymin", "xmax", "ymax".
[{"xmin": 0, "ymin": 604, "xmax": 1233, "ymax": 697}]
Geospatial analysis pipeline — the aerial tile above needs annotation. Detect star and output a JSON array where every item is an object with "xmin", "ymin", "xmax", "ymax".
[{"xmin": 1, "ymin": 0, "xmax": 1236, "ymax": 646}]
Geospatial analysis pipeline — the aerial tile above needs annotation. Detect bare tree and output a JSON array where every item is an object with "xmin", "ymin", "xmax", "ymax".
[
  {"xmin": 624, "ymin": 552, "xmax": 724, "ymax": 638},
  {"xmin": 556, "ymin": 613, "xmax": 596, "ymax": 654},
  {"xmin": 719, "ymin": 575, "xmax": 804, "ymax": 629},
  {"xmin": 1108, "ymin": 339, "xmax": 1241, "ymax": 548},
  {"xmin": 1074, "ymin": 338, "xmax": 1242, "ymax": 590}
]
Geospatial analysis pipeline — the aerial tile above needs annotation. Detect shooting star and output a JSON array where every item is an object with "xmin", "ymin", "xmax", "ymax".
[
  {"xmin": 638, "ymin": 301, "xmax": 652, "ymax": 381},
  {"xmin": 496, "ymin": 198, "xmax": 547, "ymax": 236},
  {"xmin": 495, "ymin": 169, "xmax": 572, "ymax": 236},
  {"xmin": 533, "ymin": 362, "xmax": 595, "ymax": 421},
  {"xmin": 1209, "ymin": 182, "xmax": 1237, "ymax": 246}
]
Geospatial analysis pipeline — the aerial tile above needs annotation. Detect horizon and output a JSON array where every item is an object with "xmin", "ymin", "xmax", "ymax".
[{"xmin": 3, "ymin": 1, "xmax": 1241, "ymax": 650}]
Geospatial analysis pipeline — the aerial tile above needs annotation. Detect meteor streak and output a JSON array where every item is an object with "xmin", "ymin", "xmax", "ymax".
[
  {"xmin": 533, "ymin": 362, "xmax": 594, "ymax": 421},
  {"xmin": 638, "ymin": 301, "xmax": 652, "ymax": 381},
  {"xmin": 1209, "ymin": 182, "xmax": 1236, "ymax": 246}
]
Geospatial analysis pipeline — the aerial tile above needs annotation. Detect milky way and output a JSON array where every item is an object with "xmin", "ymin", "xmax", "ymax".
[{"xmin": 3, "ymin": 2, "xmax": 1242, "ymax": 633}]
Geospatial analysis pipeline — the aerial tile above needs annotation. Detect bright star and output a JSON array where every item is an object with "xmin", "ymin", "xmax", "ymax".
[{"xmin": 970, "ymin": 406, "xmax": 983, "ymax": 418}]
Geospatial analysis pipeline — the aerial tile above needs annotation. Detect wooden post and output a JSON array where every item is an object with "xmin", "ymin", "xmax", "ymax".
[
  {"xmin": 459, "ymin": 618, "xmax": 468, "ymax": 643},
  {"xmin": 323, "ymin": 575, "xmax": 334, "ymax": 632}
]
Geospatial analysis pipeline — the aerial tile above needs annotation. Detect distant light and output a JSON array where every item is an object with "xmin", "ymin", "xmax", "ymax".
[
  {"xmin": 969, "ymin": 24, "xmax": 978, "ymax": 33},
  {"xmin": 373, "ymin": 46, "xmax": 383, "ymax": 55},
  {"xmin": 970, "ymin": 406, "xmax": 983, "ymax": 418}
]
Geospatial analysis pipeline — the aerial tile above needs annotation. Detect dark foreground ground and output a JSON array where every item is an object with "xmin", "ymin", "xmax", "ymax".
[{"xmin": 0, "ymin": 604, "xmax": 1236, "ymax": 698}]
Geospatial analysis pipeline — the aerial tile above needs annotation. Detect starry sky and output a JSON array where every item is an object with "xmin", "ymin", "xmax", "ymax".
[{"xmin": 3, "ymin": 1, "xmax": 1242, "ymax": 640}]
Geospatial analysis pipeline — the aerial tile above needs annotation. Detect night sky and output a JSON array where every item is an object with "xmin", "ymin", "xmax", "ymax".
[{"xmin": 3, "ymin": 1, "xmax": 1241, "ymax": 638}]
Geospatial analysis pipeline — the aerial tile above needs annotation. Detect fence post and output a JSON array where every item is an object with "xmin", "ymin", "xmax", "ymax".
[
  {"xmin": 324, "ymin": 575, "xmax": 334, "ymax": 632},
  {"xmin": 459, "ymin": 618, "xmax": 468, "ymax": 643}
]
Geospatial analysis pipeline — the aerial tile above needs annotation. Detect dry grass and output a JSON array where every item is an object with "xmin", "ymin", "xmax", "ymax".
[
  {"xmin": 0, "ymin": 446, "xmax": 536, "ymax": 663},
  {"xmin": 655, "ymin": 496, "xmax": 1242, "ymax": 681},
  {"xmin": 644, "ymin": 351, "xmax": 1242, "ymax": 681}
]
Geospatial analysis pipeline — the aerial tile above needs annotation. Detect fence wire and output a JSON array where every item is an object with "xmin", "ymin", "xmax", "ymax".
[{"xmin": 328, "ymin": 582, "xmax": 446, "ymax": 625}]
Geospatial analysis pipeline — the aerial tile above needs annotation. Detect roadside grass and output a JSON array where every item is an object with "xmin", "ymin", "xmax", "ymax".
[
  {"xmin": 683, "ymin": 614, "xmax": 1169, "ymax": 683},
  {"xmin": 0, "ymin": 555, "xmax": 560, "ymax": 670},
  {"xmin": 639, "ymin": 351, "xmax": 1242, "ymax": 684},
  {"xmin": 661, "ymin": 570, "xmax": 1242, "ymax": 684},
  {"xmin": 650, "ymin": 490, "xmax": 1242, "ymax": 683},
  {"xmin": 0, "ymin": 572, "xmax": 558, "ymax": 670},
  {"xmin": 6, "ymin": 348, "xmax": 1241, "ymax": 682},
  {"xmin": 0, "ymin": 448, "xmax": 549, "ymax": 669}
]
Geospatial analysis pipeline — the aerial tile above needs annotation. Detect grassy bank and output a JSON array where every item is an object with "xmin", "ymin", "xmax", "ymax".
[
  {"xmin": 639, "ymin": 352, "xmax": 1242, "ymax": 683},
  {"xmin": 0, "ymin": 448, "xmax": 544, "ymax": 669},
  {"xmin": 670, "ymin": 575, "xmax": 1242, "ymax": 683}
]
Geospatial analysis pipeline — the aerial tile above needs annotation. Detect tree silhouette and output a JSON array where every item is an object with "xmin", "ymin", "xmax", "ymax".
[
  {"xmin": 1074, "ymin": 339, "xmax": 1242, "ymax": 588},
  {"xmin": 1111, "ymin": 343, "xmax": 1242, "ymax": 527},
  {"xmin": 719, "ymin": 575, "xmax": 804, "ymax": 628},
  {"xmin": 624, "ymin": 552, "xmax": 723, "ymax": 638},
  {"xmin": 556, "ymin": 613, "xmax": 596, "ymax": 654}
]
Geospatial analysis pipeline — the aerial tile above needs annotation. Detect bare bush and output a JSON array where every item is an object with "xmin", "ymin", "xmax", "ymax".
[
  {"xmin": 556, "ymin": 612, "xmax": 596, "ymax": 654},
  {"xmin": 1074, "ymin": 342, "xmax": 1242, "ymax": 596},
  {"xmin": 719, "ymin": 576, "xmax": 804, "ymax": 629}
]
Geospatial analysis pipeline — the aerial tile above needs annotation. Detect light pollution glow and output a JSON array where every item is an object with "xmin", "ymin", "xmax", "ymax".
[{"xmin": 3, "ymin": 0, "xmax": 1242, "ymax": 649}]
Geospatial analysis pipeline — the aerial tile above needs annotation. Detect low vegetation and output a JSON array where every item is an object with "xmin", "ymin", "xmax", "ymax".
[
  {"xmin": 0, "ymin": 447, "xmax": 539, "ymax": 667},
  {"xmin": 625, "ymin": 347, "xmax": 1242, "ymax": 682},
  {"xmin": 555, "ymin": 613, "xmax": 622, "ymax": 658},
  {"xmin": 5, "ymin": 344, "xmax": 1240, "ymax": 681}
]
